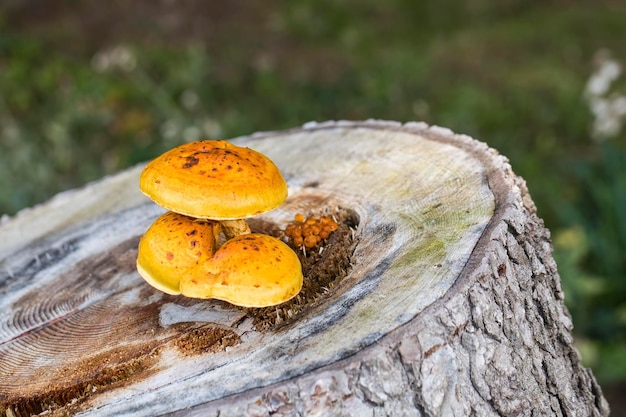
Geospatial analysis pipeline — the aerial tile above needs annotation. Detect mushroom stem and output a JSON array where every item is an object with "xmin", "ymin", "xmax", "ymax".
[
  {"xmin": 203, "ymin": 219, "xmax": 224, "ymax": 247},
  {"xmin": 220, "ymin": 219, "xmax": 251, "ymax": 239}
]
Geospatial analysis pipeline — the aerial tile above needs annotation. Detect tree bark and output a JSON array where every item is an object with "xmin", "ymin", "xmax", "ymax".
[{"xmin": 0, "ymin": 120, "xmax": 609, "ymax": 416}]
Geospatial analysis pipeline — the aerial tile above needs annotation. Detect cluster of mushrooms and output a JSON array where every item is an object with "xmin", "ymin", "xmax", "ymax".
[
  {"xmin": 136, "ymin": 140, "xmax": 303, "ymax": 308},
  {"xmin": 284, "ymin": 213, "xmax": 339, "ymax": 249}
]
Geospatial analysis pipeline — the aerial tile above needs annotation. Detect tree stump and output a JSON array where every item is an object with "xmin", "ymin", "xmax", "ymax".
[{"xmin": 0, "ymin": 120, "xmax": 609, "ymax": 416}]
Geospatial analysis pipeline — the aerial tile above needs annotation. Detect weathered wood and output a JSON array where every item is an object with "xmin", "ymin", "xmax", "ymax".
[{"xmin": 0, "ymin": 120, "xmax": 609, "ymax": 416}]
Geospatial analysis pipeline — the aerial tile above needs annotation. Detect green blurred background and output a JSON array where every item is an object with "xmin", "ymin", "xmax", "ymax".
[{"xmin": 1, "ymin": 0, "xmax": 625, "ymax": 412}]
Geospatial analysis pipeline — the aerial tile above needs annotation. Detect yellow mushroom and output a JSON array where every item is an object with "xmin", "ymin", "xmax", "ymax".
[
  {"xmin": 137, "ymin": 140, "xmax": 303, "ymax": 307},
  {"xmin": 136, "ymin": 211, "xmax": 221, "ymax": 295},
  {"xmin": 139, "ymin": 140, "xmax": 288, "ymax": 239},
  {"xmin": 179, "ymin": 233, "xmax": 303, "ymax": 308}
]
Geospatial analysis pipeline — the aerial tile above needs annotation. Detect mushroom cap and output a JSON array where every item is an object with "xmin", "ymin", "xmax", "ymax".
[
  {"xmin": 179, "ymin": 233, "xmax": 303, "ymax": 308},
  {"xmin": 140, "ymin": 140, "xmax": 288, "ymax": 220},
  {"xmin": 136, "ymin": 211, "xmax": 221, "ymax": 295}
]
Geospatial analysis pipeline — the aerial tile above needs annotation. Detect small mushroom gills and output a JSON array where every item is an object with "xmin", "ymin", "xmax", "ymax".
[
  {"xmin": 179, "ymin": 233, "xmax": 303, "ymax": 308},
  {"xmin": 139, "ymin": 140, "xmax": 288, "ymax": 238},
  {"xmin": 136, "ymin": 211, "xmax": 222, "ymax": 295}
]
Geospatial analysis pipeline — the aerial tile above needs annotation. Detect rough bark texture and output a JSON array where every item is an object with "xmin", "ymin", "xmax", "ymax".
[{"xmin": 0, "ymin": 120, "xmax": 609, "ymax": 417}]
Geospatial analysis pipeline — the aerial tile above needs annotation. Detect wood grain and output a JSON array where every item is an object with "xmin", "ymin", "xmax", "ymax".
[{"xmin": 0, "ymin": 120, "xmax": 608, "ymax": 416}]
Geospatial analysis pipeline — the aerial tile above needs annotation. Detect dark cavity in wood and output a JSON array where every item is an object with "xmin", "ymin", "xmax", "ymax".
[{"xmin": 247, "ymin": 207, "xmax": 360, "ymax": 331}]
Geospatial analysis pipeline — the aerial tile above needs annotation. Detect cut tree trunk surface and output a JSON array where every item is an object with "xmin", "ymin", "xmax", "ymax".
[{"xmin": 0, "ymin": 120, "xmax": 609, "ymax": 416}]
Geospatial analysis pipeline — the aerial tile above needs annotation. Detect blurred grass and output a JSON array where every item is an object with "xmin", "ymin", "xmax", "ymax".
[{"xmin": 1, "ymin": 0, "xmax": 625, "ymax": 411}]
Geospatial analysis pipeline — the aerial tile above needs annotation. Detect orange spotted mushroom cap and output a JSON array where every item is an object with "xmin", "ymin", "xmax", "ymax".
[
  {"xmin": 179, "ymin": 233, "xmax": 303, "ymax": 307},
  {"xmin": 136, "ymin": 211, "xmax": 221, "ymax": 295},
  {"xmin": 140, "ymin": 140, "xmax": 288, "ymax": 220}
]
